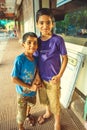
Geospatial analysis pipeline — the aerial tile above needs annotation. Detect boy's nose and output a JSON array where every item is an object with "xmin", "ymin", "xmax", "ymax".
[
  {"xmin": 43, "ymin": 23, "xmax": 47, "ymax": 28},
  {"xmin": 31, "ymin": 43, "xmax": 35, "ymax": 47}
]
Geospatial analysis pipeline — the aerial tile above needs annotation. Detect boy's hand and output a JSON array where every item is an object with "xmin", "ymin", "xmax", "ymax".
[
  {"xmin": 51, "ymin": 74, "xmax": 61, "ymax": 83},
  {"xmin": 33, "ymin": 79, "xmax": 42, "ymax": 89},
  {"xmin": 34, "ymin": 82, "xmax": 42, "ymax": 89},
  {"xmin": 30, "ymin": 84, "xmax": 37, "ymax": 92}
]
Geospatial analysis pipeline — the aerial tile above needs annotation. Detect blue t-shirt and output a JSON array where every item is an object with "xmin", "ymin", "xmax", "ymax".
[
  {"xmin": 35, "ymin": 34, "xmax": 67, "ymax": 81},
  {"xmin": 11, "ymin": 53, "xmax": 37, "ymax": 97}
]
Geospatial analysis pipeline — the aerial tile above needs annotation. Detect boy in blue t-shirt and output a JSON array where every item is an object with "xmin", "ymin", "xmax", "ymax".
[{"xmin": 11, "ymin": 32, "xmax": 40, "ymax": 130}]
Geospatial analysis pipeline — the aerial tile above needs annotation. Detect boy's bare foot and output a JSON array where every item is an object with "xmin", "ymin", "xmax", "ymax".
[
  {"xmin": 43, "ymin": 112, "xmax": 51, "ymax": 118},
  {"xmin": 38, "ymin": 112, "xmax": 51, "ymax": 124}
]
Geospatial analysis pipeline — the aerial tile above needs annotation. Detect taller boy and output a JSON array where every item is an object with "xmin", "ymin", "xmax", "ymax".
[{"xmin": 36, "ymin": 8, "xmax": 68, "ymax": 130}]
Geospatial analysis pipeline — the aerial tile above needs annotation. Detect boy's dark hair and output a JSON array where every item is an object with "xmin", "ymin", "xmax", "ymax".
[
  {"xmin": 36, "ymin": 8, "xmax": 55, "ymax": 23},
  {"xmin": 22, "ymin": 32, "xmax": 37, "ymax": 43}
]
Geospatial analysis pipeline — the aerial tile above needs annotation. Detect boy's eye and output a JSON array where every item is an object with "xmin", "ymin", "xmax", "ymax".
[
  {"xmin": 46, "ymin": 21, "xmax": 51, "ymax": 25},
  {"xmin": 39, "ymin": 21, "xmax": 43, "ymax": 25},
  {"xmin": 39, "ymin": 21, "xmax": 51, "ymax": 25},
  {"xmin": 25, "ymin": 41, "xmax": 37, "ymax": 45},
  {"xmin": 26, "ymin": 41, "xmax": 31, "ymax": 45},
  {"xmin": 34, "ymin": 41, "xmax": 37, "ymax": 45}
]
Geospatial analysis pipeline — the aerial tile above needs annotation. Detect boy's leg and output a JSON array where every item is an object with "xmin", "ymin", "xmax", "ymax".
[
  {"xmin": 38, "ymin": 81, "xmax": 51, "ymax": 124},
  {"xmin": 18, "ymin": 123, "xmax": 25, "ymax": 130},
  {"xmin": 54, "ymin": 114, "xmax": 61, "ymax": 130},
  {"xmin": 26, "ymin": 105, "xmax": 31, "ymax": 116},
  {"xmin": 26, "ymin": 96, "xmax": 36, "ymax": 126},
  {"xmin": 42, "ymin": 81, "xmax": 51, "ymax": 118},
  {"xmin": 46, "ymin": 80, "xmax": 61, "ymax": 130},
  {"xmin": 17, "ymin": 94, "xmax": 27, "ymax": 130},
  {"xmin": 37, "ymin": 105, "xmax": 51, "ymax": 124},
  {"xmin": 43, "ymin": 105, "xmax": 51, "ymax": 118}
]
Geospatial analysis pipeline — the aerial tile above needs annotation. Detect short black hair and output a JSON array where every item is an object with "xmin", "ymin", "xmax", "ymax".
[
  {"xmin": 22, "ymin": 32, "xmax": 37, "ymax": 43},
  {"xmin": 36, "ymin": 8, "xmax": 55, "ymax": 23}
]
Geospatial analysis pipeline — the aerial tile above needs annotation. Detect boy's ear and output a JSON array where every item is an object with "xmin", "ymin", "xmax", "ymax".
[
  {"xmin": 22, "ymin": 43, "xmax": 24, "ymax": 47},
  {"xmin": 52, "ymin": 22, "xmax": 55, "ymax": 28}
]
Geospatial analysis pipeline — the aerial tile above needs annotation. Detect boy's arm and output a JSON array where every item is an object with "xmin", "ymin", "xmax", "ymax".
[
  {"xmin": 51, "ymin": 55, "xmax": 68, "ymax": 82},
  {"xmin": 11, "ymin": 77, "xmax": 37, "ymax": 91},
  {"xmin": 32, "ymin": 69, "xmax": 42, "ymax": 88},
  {"xmin": 58, "ymin": 55, "xmax": 68, "ymax": 78}
]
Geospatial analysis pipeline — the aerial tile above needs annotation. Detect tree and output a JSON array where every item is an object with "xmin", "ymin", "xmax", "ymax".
[{"xmin": 55, "ymin": 7, "xmax": 87, "ymax": 35}]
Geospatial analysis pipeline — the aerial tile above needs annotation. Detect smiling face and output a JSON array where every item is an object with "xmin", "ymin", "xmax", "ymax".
[
  {"xmin": 23, "ymin": 36, "xmax": 38, "ymax": 55},
  {"xmin": 36, "ymin": 15, "xmax": 54, "ymax": 36}
]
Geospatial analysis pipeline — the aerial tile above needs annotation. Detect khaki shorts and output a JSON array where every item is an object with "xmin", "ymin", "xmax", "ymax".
[
  {"xmin": 38, "ymin": 80, "xmax": 61, "ymax": 115},
  {"xmin": 16, "ymin": 94, "xmax": 36, "ymax": 124}
]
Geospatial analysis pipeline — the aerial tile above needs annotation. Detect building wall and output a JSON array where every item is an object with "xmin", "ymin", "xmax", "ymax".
[
  {"xmin": 41, "ymin": 0, "xmax": 50, "ymax": 8},
  {"xmin": 17, "ymin": 8, "xmax": 24, "ymax": 39},
  {"xmin": 33, "ymin": 0, "xmax": 40, "ymax": 35},
  {"xmin": 18, "ymin": 0, "xmax": 50, "ymax": 36},
  {"xmin": 23, "ymin": 0, "xmax": 35, "ymax": 33}
]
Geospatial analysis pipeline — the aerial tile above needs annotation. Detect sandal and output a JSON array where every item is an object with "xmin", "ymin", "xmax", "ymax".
[
  {"xmin": 37, "ymin": 115, "xmax": 51, "ymax": 124},
  {"xmin": 26, "ymin": 114, "xmax": 35, "ymax": 126}
]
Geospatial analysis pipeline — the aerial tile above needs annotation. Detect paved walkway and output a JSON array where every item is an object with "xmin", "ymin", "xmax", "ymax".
[{"xmin": 0, "ymin": 38, "xmax": 85, "ymax": 130}]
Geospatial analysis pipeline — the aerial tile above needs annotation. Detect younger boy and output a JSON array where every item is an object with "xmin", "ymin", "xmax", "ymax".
[{"xmin": 11, "ymin": 32, "xmax": 39, "ymax": 130}]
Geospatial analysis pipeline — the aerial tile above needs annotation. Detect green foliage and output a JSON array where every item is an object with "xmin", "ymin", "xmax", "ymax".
[
  {"xmin": 0, "ymin": 20, "xmax": 14, "ymax": 29},
  {"xmin": 56, "ymin": 7, "xmax": 87, "ymax": 34}
]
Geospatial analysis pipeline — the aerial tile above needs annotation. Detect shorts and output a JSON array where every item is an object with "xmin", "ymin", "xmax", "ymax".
[
  {"xmin": 38, "ymin": 80, "xmax": 61, "ymax": 115},
  {"xmin": 16, "ymin": 94, "xmax": 36, "ymax": 124}
]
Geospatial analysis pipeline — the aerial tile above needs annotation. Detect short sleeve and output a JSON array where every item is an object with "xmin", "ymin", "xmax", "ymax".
[
  {"xmin": 58, "ymin": 36, "xmax": 67, "ymax": 55},
  {"xmin": 11, "ymin": 56, "xmax": 22, "ymax": 77}
]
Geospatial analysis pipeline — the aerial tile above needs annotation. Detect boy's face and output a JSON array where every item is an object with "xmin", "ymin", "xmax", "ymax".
[
  {"xmin": 36, "ymin": 15, "xmax": 54, "ymax": 36},
  {"xmin": 23, "ymin": 36, "xmax": 38, "ymax": 54}
]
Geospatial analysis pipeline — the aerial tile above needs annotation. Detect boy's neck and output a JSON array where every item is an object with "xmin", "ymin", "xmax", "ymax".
[
  {"xmin": 41, "ymin": 34, "xmax": 52, "ymax": 41},
  {"xmin": 24, "ymin": 52, "xmax": 34, "ymax": 61}
]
